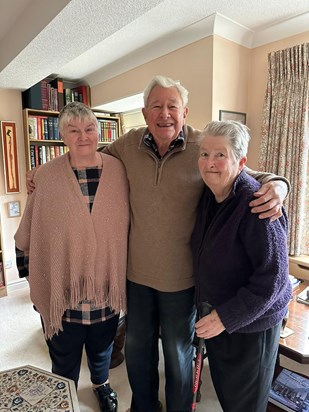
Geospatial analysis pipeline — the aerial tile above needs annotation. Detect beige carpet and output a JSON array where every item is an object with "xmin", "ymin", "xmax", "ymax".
[{"xmin": 1, "ymin": 284, "xmax": 307, "ymax": 411}]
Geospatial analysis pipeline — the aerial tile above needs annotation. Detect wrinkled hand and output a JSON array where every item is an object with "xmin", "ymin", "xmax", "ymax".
[
  {"xmin": 249, "ymin": 181, "xmax": 288, "ymax": 222},
  {"xmin": 195, "ymin": 309, "xmax": 225, "ymax": 339},
  {"xmin": 26, "ymin": 167, "xmax": 38, "ymax": 194}
]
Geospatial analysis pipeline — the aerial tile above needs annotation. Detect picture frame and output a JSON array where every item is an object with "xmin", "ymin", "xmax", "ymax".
[
  {"xmin": 219, "ymin": 110, "xmax": 247, "ymax": 125},
  {"xmin": 1, "ymin": 121, "xmax": 20, "ymax": 193},
  {"xmin": 7, "ymin": 201, "xmax": 21, "ymax": 218}
]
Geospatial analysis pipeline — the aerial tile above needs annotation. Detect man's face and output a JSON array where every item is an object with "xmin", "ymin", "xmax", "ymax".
[{"xmin": 142, "ymin": 85, "xmax": 188, "ymax": 144}]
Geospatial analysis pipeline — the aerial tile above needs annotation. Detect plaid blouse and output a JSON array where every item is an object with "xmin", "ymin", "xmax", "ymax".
[{"xmin": 16, "ymin": 165, "xmax": 115, "ymax": 325}]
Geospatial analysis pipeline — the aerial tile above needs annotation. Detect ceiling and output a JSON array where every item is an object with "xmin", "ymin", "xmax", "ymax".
[{"xmin": 0, "ymin": 0, "xmax": 308, "ymax": 110}]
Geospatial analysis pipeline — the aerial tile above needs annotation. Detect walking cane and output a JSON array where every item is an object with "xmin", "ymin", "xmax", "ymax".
[{"xmin": 191, "ymin": 301, "xmax": 213, "ymax": 412}]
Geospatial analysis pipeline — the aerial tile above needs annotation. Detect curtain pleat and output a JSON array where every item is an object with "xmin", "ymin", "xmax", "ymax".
[{"xmin": 259, "ymin": 43, "xmax": 309, "ymax": 255}]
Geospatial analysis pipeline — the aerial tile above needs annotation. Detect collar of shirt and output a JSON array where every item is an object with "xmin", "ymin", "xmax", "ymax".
[{"xmin": 143, "ymin": 128, "xmax": 185, "ymax": 159}]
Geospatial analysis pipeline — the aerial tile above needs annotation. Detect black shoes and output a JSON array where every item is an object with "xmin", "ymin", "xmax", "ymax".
[{"xmin": 93, "ymin": 383, "xmax": 118, "ymax": 412}]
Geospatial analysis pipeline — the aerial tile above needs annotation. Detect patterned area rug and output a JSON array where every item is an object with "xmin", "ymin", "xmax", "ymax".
[{"xmin": 0, "ymin": 365, "xmax": 80, "ymax": 411}]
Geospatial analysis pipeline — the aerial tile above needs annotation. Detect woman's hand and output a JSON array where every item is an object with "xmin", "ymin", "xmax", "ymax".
[
  {"xmin": 195, "ymin": 309, "xmax": 225, "ymax": 339},
  {"xmin": 249, "ymin": 181, "xmax": 288, "ymax": 222}
]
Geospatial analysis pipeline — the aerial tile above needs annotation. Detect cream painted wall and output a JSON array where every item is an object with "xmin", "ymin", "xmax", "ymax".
[
  {"xmin": 0, "ymin": 90, "xmax": 27, "ymax": 285},
  {"xmin": 91, "ymin": 37, "xmax": 214, "ymax": 131},
  {"xmin": 212, "ymin": 36, "xmax": 250, "ymax": 122},
  {"xmin": 92, "ymin": 35, "xmax": 251, "ymax": 133},
  {"xmin": 92, "ymin": 32, "xmax": 309, "ymax": 173},
  {"xmin": 247, "ymin": 31, "xmax": 309, "ymax": 170}
]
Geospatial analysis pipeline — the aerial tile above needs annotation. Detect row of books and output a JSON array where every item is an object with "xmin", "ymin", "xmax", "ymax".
[
  {"xmin": 30, "ymin": 145, "xmax": 69, "ymax": 169},
  {"xmin": 22, "ymin": 78, "xmax": 90, "ymax": 111},
  {"xmin": 28, "ymin": 115, "xmax": 119, "ymax": 142},
  {"xmin": 98, "ymin": 119, "xmax": 119, "ymax": 143},
  {"xmin": 28, "ymin": 115, "xmax": 59, "ymax": 140}
]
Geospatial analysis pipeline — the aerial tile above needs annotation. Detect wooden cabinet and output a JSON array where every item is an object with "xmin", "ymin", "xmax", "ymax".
[{"xmin": 23, "ymin": 109, "xmax": 120, "ymax": 171}]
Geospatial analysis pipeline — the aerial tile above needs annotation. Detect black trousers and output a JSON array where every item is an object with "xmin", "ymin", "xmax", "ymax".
[
  {"xmin": 205, "ymin": 323, "xmax": 281, "ymax": 412},
  {"xmin": 43, "ymin": 315, "xmax": 119, "ymax": 387}
]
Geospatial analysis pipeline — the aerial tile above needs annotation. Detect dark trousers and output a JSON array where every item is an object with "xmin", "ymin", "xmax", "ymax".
[
  {"xmin": 44, "ymin": 315, "xmax": 119, "ymax": 387},
  {"xmin": 205, "ymin": 323, "xmax": 281, "ymax": 412},
  {"xmin": 125, "ymin": 280, "xmax": 196, "ymax": 412}
]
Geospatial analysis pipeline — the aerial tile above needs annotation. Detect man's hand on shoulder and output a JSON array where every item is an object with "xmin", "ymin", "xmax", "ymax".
[
  {"xmin": 26, "ymin": 167, "xmax": 39, "ymax": 194},
  {"xmin": 249, "ymin": 180, "xmax": 288, "ymax": 222}
]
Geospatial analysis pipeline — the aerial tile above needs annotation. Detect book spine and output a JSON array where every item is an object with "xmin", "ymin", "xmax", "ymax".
[
  {"xmin": 41, "ymin": 146, "xmax": 46, "ymax": 164},
  {"xmin": 53, "ymin": 118, "xmax": 59, "ymax": 140},
  {"xmin": 35, "ymin": 146, "xmax": 39, "ymax": 166},
  {"xmin": 37, "ymin": 117, "xmax": 42, "ymax": 140},
  {"xmin": 43, "ymin": 118, "xmax": 48, "ymax": 139},
  {"xmin": 38, "ymin": 146, "xmax": 43, "ymax": 165},
  {"xmin": 47, "ymin": 117, "xmax": 54, "ymax": 140},
  {"xmin": 50, "ymin": 146, "xmax": 55, "ymax": 160},
  {"xmin": 30, "ymin": 145, "xmax": 36, "ymax": 169},
  {"xmin": 41, "ymin": 79, "xmax": 49, "ymax": 110},
  {"xmin": 28, "ymin": 116, "xmax": 38, "ymax": 139},
  {"xmin": 46, "ymin": 146, "xmax": 51, "ymax": 163}
]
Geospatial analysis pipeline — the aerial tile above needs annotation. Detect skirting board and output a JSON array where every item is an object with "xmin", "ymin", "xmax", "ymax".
[{"xmin": 7, "ymin": 278, "xmax": 29, "ymax": 293}]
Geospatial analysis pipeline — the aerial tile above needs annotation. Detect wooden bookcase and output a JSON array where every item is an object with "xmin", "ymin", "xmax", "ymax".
[
  {"xmin": 93, "ymin": 111, "xmax": 121, "ymax": 145},
  {"xmin": 23, "ymin": 109, "xmax": 121, "ymax": 171}
]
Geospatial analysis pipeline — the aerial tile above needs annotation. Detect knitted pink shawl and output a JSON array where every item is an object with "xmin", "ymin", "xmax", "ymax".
[{"xmin": 15, "ymin": 153, "xmax": 129, "ymax": 339}]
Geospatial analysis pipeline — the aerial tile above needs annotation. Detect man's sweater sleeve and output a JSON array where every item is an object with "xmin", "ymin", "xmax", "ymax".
[{"xmin": 245, "ymin": 166, "xmax": 290, "ymax": 196}]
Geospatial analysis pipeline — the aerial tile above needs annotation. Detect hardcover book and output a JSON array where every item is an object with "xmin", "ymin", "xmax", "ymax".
[
  {"xmin": 22, "ymin": 79, "xmax": 49, "ymax": 110},
  {"xmin": 269, "ymin": 368, "xmax": 309, "ymax": 412},
  {"xmin": 49, "ymin": 78, "xmax": 64, "ymax": 111},
  {"xmin": 28, "ymin": 117, "xmax": 38, "ymax": 139},
  {"xmin": 29, "ymin": 145, "xmax": 36, "ymax": 169}
]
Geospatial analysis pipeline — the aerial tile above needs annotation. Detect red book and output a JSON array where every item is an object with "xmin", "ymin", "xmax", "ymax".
[{"xmin": 34, "ymin": 146, "xmax": 39, "ymax": 167}]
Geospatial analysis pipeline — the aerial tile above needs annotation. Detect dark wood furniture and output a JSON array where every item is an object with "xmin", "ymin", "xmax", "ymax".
[
  {"xmin": 279, "ymin": 281, "xmax": 309, "ymax": 364},
  {"xmin": 267, "ymin": 281, "xmax": 309, "ymax": 412}
]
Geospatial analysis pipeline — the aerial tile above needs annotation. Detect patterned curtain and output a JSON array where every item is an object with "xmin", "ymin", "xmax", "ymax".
[{"xmin": 259, "ymin": 43, "xmax": 309, "ymax": 255}]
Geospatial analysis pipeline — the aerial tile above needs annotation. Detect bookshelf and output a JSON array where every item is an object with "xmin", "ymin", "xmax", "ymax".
[
  {"xmin": 23, "ymin": 108, "xmax": 121, "ymax": 171},
  {"xmin": 23, "ymin": 109, "xmax": 68, "ymax": 171},
  {"xmin": 94, "ymin": 112, "xmax": 121, "ymax": 145},
  {"xmin": 22, "ymin": 78, "xmax": 121, "ymax": 170}
]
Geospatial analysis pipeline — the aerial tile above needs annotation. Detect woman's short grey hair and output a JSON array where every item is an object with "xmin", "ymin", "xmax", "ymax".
[
  {"xmin": 58, "ymin": 102, "xmax": 99, "ymax": 134},
  {"xmin": 143, "ymin": 75, "xmax": 189, "ymax": 107},
  {"xmin": 197, "ymin": 120, "xmax": 251, "ymax": 160}
]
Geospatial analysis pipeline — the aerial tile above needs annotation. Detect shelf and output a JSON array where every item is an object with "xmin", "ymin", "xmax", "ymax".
[{"xmin": 23, "ymin": 108, "xmax": 121, "ymax": 170}]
